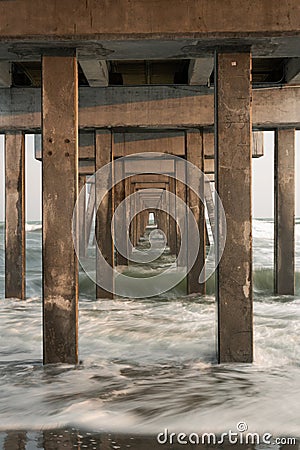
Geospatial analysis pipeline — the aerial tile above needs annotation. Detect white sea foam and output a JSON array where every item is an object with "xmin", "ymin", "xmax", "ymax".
[
  {"xmin": 25, "ymin": 223, "xmax": 42, "ymax": 232},
  {"xmin": 0, "ymin": 220, "xmax": 299, "ymax": 436}
]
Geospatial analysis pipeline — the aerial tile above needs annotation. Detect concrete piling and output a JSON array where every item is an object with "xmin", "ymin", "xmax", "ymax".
[
  {"xmin": 85, "ymin": 181, "xmax": 95, "ymax": 249},
  {"xmin": 274, "ymin": 129, "xmax": 295, "ymax": 295},
  {"xmin": 168, "ymin": 177, "xmax": 178, "ymax": 256},
  {"xmin": 175, "ymin": 159, "xmax": 187, "ymax": 266},
  {"xmin": 42, "ymin": 52, "xmax": 79, "ymax": 365},
  {"xmin": 215, "ymin": 51, "xmax": 253, "ymax": 363},
  {"xmin": 95, "ymin": 130, "xmax": 114, "ymax": 299},
  {"xmin": 78, "ymin": 175, "xmax": 86, "ymax": 259},
  {"xmin": 5, "ymin": 132, "xmax": 25, "ymax": 300},
  {"xmin": 114, "ymin": 159, "xmax": 128, "ymax": 266},
  {"xmin": 186, "ymin": 130, "xmax": 206, "ymax": 295}
]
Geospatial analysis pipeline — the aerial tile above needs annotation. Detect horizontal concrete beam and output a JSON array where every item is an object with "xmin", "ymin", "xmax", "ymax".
[
  {"xmin": 135, "ymin": 182, "xmax": 167, "ymax": 190},
  {"xmin": 35, "ymin": 131, "xmax": 185, "ymax": 158},
  {"xmin": 1, "ymin": 86, "xmax": 300, "ymax": 131},
  {"xmin": 35, "ymin": 129, "xmax": 263, "ymax": 163},
  {"xmin": 203, "ymin": 130, "xmax": 264, "ymax": 158},
  {"xmin": 124, "ymin": 159, "xmax": 175, "ymax": 175},
  {"xmin": 113, "ymin": 131, "xmax": 185, "ymax": 156},
  {"xmin": 79, "ymin": 86, "xmax": 213, "ymax": 129},
  {"xmin": 129, "ymin": 174, "xmax": 170, "ymax": 184},
  {"xmin": 0, "ymin": 0, "xmax": 299, "ymax": 39},
  {"xmin": 78, "ymin": 160, "xmax": 95, "ymax": 175}
]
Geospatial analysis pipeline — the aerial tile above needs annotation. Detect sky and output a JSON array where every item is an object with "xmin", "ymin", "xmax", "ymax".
[{"xmin": 0, "ymin": 131, "xmax": 299, "ymax": 221}]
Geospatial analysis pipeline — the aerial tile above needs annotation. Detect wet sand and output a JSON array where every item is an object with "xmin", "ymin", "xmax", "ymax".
[{"xmin": 0, "ymin": 430, "xmax": 299, "ymax": 450}]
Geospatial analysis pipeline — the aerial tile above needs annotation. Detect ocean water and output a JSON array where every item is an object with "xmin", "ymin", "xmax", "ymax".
[{"xmin": 0, "ymin": 219, "xmax": 299, "ymax": 448}]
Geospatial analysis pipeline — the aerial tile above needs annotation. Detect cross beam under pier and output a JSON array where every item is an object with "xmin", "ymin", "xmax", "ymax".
[{"xmin": 1, "ymin": 86, "xmax": 300, "ymax": 131}]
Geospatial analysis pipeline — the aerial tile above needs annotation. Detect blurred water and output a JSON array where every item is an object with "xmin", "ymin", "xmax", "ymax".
[{"xmin": 0, "ymin": 220, "xmax": 299, "ymax": 441}]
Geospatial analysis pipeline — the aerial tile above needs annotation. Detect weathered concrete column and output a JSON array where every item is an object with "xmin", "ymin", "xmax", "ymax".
[
  {"xmin": 215, "ymin": 51, "xmax": 253, "ymax": 363},
  {"xmin": 134, "ymin": 195, "xmax": 144, "ymax": 245},
  {"xmin": 274, "ymin": 129, "xmax": 295, "ymax": 295},
  {"xmin": 134, "ymin": 192, "xmax": 144, "ymax": 246},
  {"xmin": 95, "ymin": 130, "xmax": 114, "ymax": 299},
  {"xmin": 140, "ymin": 204, "xmax": 148, "ymax": 243},
  {"xmin": 175, "ymin": 159, "xmax": 187, "ymax": 265},
  {"xmin": 124, "ymin": 177, "xmax": 132, "ymax": 259},
  {"xmin": 204, "ymin": 179, "xmax": 215, "ymax": 239},
  {"xmin": 186, "ymin": 129, "xmax": 205, "ymax": 295},
  {"xmin": 136, "ymin": 210, "xmax": 142, "ymax": 244},
  {"xmin": 165, "ymin": 210, "xmax": 170, "ymax": 248},
  {"xmin": 78, "ymin": 175, "xmax": 86, "ymax": 258},
  {"xmin": 114, "ymin": 160, "xmax": 128, "ymax": 265},
  {"xmin": 85, "ymin": 181, "xmax": 95, "ymax": 248},
  {"xmin": 129, "ymin": 181, "xmax": 139, "ymax": 248},
  {"xmin": 138, "ymin": 206, "xmax": 147, "ymax": 242},
  {"xmin": 205, "ymin": 221, "xmax": 210, "ymax": 247},
  {"xmin": 133, "ymin": 191, "xmax": 140, "ymax": 247},
  {"xmin": 42, "ymin": 51, "xmax": 78, "ymax": 364},
  {"xmin": 168, "ymin": 177, "xmax": 177, "ymax": 255},
  {"xmin": 157, "ymin": 209, "xmax": 168, "ymax": 244},
  {"xmin": 5, "ymin": 132, "xmax": 25, "ymax": 299},
  {"xmin": 142, "ymin": 210, "xmax": 149, "ymax": 235},
  {"xmin": 126, "ymin": 177, "xmax": 140, "ymax": 259}
]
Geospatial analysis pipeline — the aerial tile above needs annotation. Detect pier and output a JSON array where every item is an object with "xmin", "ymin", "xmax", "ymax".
[{"xmin": 1, "ymin": 0, "xmax": 299, "ymax": 365}]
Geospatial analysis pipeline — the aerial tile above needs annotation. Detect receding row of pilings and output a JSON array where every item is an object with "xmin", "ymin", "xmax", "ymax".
[{"xmin": 3, "ymin": 51, "xmax": 297, "ymax": 365}]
